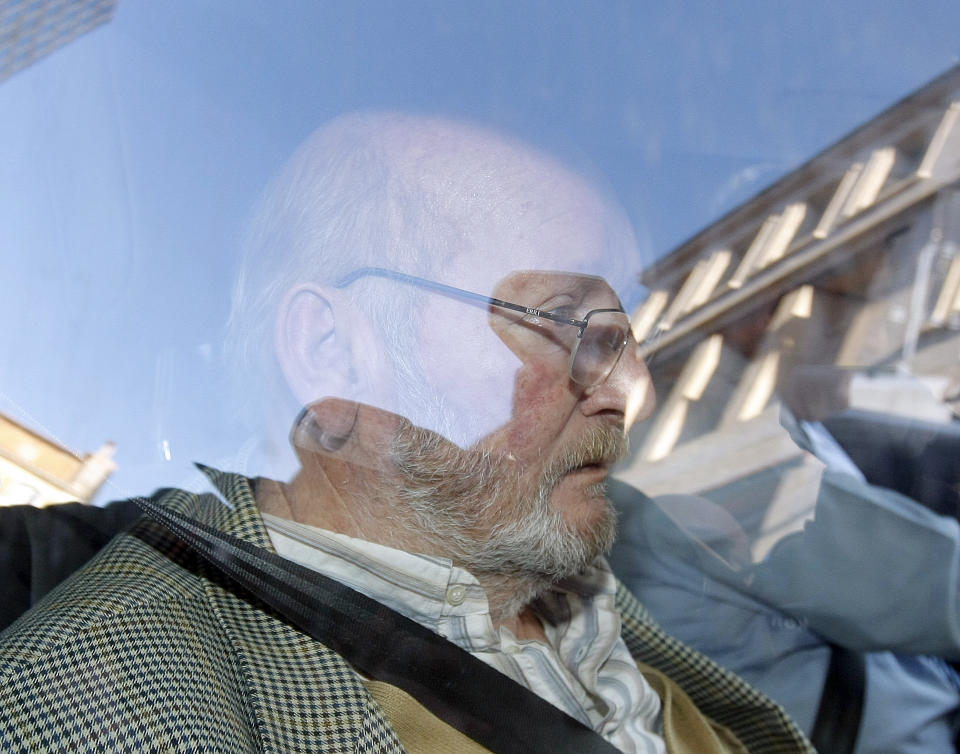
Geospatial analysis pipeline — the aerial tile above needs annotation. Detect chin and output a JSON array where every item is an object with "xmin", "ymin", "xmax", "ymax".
[
  {"xmin": 553, "ymin": 479, "xmax": 614, "ymax": 531},
  {"xmin": 550, "ymin": 489, "xmax": 618, "ymax": 566},
  {"xmin": 472, "ymin": 481, "xmax": 616, "ymax": 583}
]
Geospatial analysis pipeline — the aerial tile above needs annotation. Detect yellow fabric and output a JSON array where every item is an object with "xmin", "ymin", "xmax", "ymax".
[
  {"xmin": 364, "ymin": 667, "xmax": 749, "ymax": 754},
  {"xmin": 362, "ymin": 679, "xmax": 493, "ymax": 754},
  {"xmin": 636, "ymin": 661, "xmax": 750, "ymax": 754}
]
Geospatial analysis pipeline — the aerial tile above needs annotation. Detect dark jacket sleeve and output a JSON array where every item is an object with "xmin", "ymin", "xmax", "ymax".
[{"xmin": 0, "ymin": 499, "xmax": 142, "ymax": 633}]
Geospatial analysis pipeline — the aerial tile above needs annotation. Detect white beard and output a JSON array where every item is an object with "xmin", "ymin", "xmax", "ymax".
[{"xmin": 388, "ymin": 421, "xmax": 625, "ymax": 619}]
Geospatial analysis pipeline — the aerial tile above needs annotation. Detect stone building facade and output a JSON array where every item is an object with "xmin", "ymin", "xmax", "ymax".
[
  {"xmin": 0, "ymin": 412, "xmax": 115, "ymax": 506},
  {"xmin": 618, "ymin": 66, "xmax": 960, "ymax": 559}
]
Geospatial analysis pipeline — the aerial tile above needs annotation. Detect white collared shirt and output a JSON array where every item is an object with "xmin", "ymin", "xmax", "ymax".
[{"xmin": 262, "ymin": 512, "xmax": 666, "ymax": 754}]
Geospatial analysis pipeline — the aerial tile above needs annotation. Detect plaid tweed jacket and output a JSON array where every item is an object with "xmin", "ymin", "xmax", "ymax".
[{"xmin": 0, "ymin": 467, "xmax": 812, "ymax": 753}]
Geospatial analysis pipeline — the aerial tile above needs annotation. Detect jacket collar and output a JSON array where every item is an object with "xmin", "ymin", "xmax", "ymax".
[
  {"xmin": 154, "ymin": 463, "xmax": 402, "ymax": 754},
  {"xmin": 615, "ymin": 555, "xmax": 811, "ymax": 752}
]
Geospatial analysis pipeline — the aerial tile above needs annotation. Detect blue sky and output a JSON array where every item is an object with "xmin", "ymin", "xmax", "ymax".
[{"xmin": 2, "ymin": 1, "xmax": 958, "ymax": 500}]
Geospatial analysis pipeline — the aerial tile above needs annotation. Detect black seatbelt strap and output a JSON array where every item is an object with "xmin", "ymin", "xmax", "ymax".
[
  {"xmin": 135, "ymin": 497, "xmax": 620, "ymax": 754},
  {"xmin": 810, "ymin": 643, "xmax": 866, "ymax": 754}
]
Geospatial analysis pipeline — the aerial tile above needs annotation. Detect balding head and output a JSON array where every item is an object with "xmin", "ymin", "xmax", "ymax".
[
  {"xmin": 235, "ymin": 112, "xmax": 634, "ymax": 285},
  {"xmin": 226, "ymin": 112, "xmax": 644, "ymax": 468}
]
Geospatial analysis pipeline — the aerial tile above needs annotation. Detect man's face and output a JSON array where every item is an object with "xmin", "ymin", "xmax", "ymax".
[
  {"xmin": 480, "ymin": 270, "xmax": 652, "ymax": 526},
  {"xmin": 387, "ymin": 190, "xmax": 655, "ymax": 582}
]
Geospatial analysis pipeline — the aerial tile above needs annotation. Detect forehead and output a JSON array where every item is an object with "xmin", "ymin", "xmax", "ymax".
[
  {"xmin": 439, "ymin": 180, "xmax": 638, "ymax": 297},
  {"xmin": 390, "ymin": 124, "xmax": 636, "ymax": 283},
  {"xmin": 493, "ymin": 270, "xmax": 620, "ymax": 308}
]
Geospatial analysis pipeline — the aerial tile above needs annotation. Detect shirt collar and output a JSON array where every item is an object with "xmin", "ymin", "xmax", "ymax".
[
  {"xmin": 261, "ymin": 510, "xmax": 620, "ymax": 645},
  {"xmin": 260, "ymin": 511, "xmax": 664, "ymax": 752},
  {"xmin": 261, "ymin": 511, "xmax": 492, "ymax": 634}
]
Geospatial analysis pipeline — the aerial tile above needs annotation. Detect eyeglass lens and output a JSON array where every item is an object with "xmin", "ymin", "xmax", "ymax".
[{"xmin": 570, "ymin": 311, "xmax": 631, "ymax": 386}]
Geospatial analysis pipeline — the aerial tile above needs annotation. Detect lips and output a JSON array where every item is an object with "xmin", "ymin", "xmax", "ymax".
[
  {"xmin": 565, "ymin": 461, "xmax": 610, "ymax": 480},
  {"xmin": 548, "ymin": 424, "xmax": 628, "ymax": 483}
]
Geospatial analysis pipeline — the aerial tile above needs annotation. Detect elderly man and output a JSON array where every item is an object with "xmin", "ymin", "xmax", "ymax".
[{"xmin": 0, "ymin": 114, "xmax": 810, "ymax": 753}]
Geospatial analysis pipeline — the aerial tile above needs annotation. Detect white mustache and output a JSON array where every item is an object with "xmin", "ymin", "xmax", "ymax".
[{"xmin": 549, "ymin": 425, "xmax": 628, "ymax": 480}]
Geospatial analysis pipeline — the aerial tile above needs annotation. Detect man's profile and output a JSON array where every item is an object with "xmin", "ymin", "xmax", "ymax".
[{"xmin": 0, "ymin": 113, "xmax": 811, "ymax": 753}]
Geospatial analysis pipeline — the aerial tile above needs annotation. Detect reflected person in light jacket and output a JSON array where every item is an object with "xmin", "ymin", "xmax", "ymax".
[{"xmin": 609, "ymin": 415, "xmax": 960, "ymax": 753}]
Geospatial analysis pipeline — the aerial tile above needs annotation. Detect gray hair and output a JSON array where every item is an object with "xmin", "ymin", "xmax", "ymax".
[{"xmin": 225, "ymin": 113, "xmax": 462, "ymax": 452}]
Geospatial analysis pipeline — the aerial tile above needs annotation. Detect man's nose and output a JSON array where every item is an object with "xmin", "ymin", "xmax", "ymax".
[{"xmin": 580, "ymin": 341, "xmax": 656, "ymax": 430}]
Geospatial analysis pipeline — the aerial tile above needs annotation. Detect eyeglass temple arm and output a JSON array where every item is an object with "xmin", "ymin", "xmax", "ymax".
[{"xmin": 334, "ymin": 267, "xmax": 587, "ymax": 329}]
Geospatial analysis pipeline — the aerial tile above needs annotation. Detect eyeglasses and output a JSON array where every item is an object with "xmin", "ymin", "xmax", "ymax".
[{"xmin": 335, "ymin": 267, "xmax": 633, "ymax": 387}]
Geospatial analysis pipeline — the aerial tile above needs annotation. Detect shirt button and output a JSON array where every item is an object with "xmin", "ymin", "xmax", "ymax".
[{"xmin": 446, "ymin": 584, "xmax": 467, "ymax": 606}]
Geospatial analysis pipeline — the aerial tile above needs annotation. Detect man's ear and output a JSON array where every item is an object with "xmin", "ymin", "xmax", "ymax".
[{"xmin": 275, "ymin": 284, "xmax": 357, "ymax": 406}]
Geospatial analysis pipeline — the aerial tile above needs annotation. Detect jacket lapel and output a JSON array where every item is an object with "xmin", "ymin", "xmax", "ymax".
[
  {"xmin": 168, "ymin": 465, "xmax": 404, "ymax": 754},
  {"xmin": 615, "ymin": 583, "xmax": 813, "ymax": 753}
]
